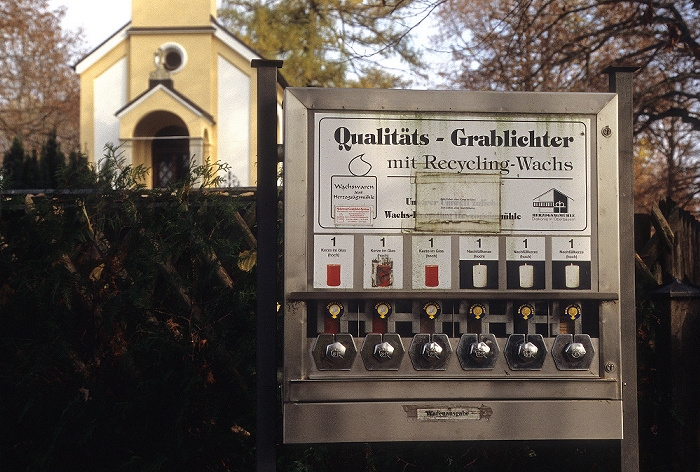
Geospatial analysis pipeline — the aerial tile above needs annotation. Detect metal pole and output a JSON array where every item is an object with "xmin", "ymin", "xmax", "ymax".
[
  {"xmin": 251, "ymin": 58, "xmax": 283, "ymax": 472},
  {"xmin": 603, "ymin": 65, "xmax": 640, "ymax": 472}
]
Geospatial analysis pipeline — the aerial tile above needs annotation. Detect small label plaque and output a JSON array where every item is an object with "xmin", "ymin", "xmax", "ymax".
[
  {"xmin": 415, "ymin": 172, "xmax": 500, "ymax": 232},
  {"xmin": 416, "ymin": 406, "xmax": 491, "ymax": 421}
]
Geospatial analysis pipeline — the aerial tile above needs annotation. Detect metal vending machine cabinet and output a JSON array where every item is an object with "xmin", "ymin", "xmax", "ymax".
[{"xmin": 283, "ymin": 88, "xmax": 626, "ymax": 443}]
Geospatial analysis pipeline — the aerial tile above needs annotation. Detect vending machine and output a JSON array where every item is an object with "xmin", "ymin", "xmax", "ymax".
[{"xmin": 283, "ymin": 88, "xmax": 626, "ymax": 443}]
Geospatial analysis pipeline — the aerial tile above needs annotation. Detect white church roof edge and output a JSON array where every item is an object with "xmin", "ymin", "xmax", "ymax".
[
  {"xmin": 74, "ymin": 22, "xmax": 131, "ymax": 74},
  {"xmin": 114, "ymin": 83, "xmax": 215, "ymax": 125}
]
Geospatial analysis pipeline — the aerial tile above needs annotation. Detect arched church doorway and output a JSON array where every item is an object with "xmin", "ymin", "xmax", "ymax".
[
  {"xmin": 152, "ymin": 125, "xmax": 189, "ymax": 187},
  {"xmin": 132, "ymin": 111, "xmax": 190, "ymax": 188}
]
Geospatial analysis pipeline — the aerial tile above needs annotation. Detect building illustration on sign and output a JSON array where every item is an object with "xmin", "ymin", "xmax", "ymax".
[{"xmin": 533, "ymin": 188, "xmax": 573, "ymax": 214}]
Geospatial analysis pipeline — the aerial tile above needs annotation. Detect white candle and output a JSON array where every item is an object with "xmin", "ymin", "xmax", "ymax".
[
  {"xmin": 473, "ymin": 263, "xmax": 487, "ymax": 288},
  {"xmin": 565, "ymin": 263, "xmax": 580, "ymax": 288},
  {"xmin": 519, "ymin": 263, "xmax": 534, "ymax": 288}
]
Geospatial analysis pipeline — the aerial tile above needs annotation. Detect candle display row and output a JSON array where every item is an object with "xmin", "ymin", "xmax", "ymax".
[
  {"xmin": 459, "ymin": 260, "xmax": 592, "ymax": 290},
  {"xmin": 314, "ymin": 234, "xmax": 592, "ymax": 290}
]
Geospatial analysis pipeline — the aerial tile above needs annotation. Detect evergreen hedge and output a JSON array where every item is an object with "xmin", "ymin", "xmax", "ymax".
[{"xmin": 1, "ymin": 149, "xmax": 261, "ymax": 471}]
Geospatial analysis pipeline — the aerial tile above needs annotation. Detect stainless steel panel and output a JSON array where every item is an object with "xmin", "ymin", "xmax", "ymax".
[
  {"xmin": 287, "ymin": 373, "xmax": 618, "ymax": 403},
  {"xmin": 283, "ymin": 88, "xmax": 624, "ymax": 444},
  {"xmin": 285, "ymin": 88, "xmax": 616, "ymax": 116},
  {"xmin": 284, "ymin": 400, "xmax": 623, "ymax": 443}
]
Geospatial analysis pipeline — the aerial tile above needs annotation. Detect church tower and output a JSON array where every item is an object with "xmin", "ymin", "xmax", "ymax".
[
  {"xmin": 75, "ymin": 0, "xmax": 284, "ymax": 188},
  {"xmin": 131, "ymin": 0, "xmax": 217, "ymax": 28}
]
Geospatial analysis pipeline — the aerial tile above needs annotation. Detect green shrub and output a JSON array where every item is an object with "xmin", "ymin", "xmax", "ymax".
[{"xmin": 0, "ymin": 146, "xmax": 260, "ymax": 471}]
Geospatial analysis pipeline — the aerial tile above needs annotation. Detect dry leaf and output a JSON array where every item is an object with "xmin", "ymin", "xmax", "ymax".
[
  {"xmin": 231, "ymin": 424, "xmax": 250, "ymax": 437},
  {"xmin": 237, "ymin": 250, "xmax": 257, "ymax": 272},
  {"xmin": 89, "ymin": 264, "xmax": 104, "ymax": 281}
]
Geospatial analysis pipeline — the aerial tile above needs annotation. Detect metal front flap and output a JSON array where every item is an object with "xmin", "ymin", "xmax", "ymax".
[{"xmin": 284, "ymin": 400, "xmax": 623, "ymax": 443}]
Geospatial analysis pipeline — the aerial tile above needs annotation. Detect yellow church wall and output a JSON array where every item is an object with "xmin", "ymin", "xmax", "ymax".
[
  {"xmin": 132, "ymin": 0, "xmax": 216, "ymax": 28},
  {"xmin": 118, "ymin": 90, "xmax": 212, "ymax": 141},
  {"xmin": 130, "ymin": 139, "xmax": 150, "ymax": 172},
  {"xmin": 77, "ymin": 0, "xmax": 284, "ymax": 187},
  {"xmin": 128, "ymin": 33, "xmax": 215, "ymax": 113}
]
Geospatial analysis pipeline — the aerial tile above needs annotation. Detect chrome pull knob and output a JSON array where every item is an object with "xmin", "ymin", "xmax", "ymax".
[
  {"xmin": 470, "ymin": 341, "xmax": 491, "ymax": 359},
  {"xmin": 518, "ymin": 341, "xmax": 539, "ymax": 360},
  {"xmin": 565, "ymin": 342, "xmax": 586, "ymax": 360},
  {"xmin": 422, "ymin": 341, "xmax": 443, "ymax": 360},
  {"xmin": 373, "ymin": 341, "xmax": 395, "ymax": 360},
  {"xmin": 326, "ymin": 341, "xmax": 347, "ymax": 359}
]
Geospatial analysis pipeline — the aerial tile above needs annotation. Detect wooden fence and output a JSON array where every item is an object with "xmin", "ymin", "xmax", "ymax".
[
  {"xmin": 635, "ymin": 198, "xmax": 700, "ymax": 472},
  {"xmin": 635, "ymin": 198, "xmax": 700, "ymax": 286}
]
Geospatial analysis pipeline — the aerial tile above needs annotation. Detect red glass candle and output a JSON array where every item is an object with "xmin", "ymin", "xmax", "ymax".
[
  {"xmin": 376, "ymin": 264, "xmax": 392, "ymax": 287},
  {"xmin": 326, "ymin": 264, "xmax": 341, "ymax": 286},
  {"xmin": 425, "ymin": 265, "xmax": 439, "ymax": 287}
]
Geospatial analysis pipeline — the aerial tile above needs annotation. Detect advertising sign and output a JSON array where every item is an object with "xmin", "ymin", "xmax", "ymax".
[{"xmin": 314, "ymin": 114, "xmax": 590, "ymax": 234}]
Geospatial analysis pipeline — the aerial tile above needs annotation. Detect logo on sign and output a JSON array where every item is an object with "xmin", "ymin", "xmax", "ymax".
[
  {"xmin": 531, "ymin": 188, "xmax": 578, "ymax": 224},
  {"xmin": 533, "ymin": 188, "xmax": 572, "ymax": 214}
]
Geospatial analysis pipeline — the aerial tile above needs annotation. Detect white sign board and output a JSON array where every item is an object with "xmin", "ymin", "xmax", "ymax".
[{"xmin": 314, "ymin": 114, "xmax": 591, "ymax": 235}]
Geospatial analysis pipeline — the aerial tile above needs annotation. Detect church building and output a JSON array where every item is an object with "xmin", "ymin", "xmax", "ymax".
[{"xmin": 74, "ymin": 0, "xmax": 284, "ymax": 187}]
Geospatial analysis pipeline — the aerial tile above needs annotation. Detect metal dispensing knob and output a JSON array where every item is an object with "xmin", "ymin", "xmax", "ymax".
[
  {"xmin": 373, "ymin": 341, "xmax": 395, "ymax": 360},
  {"xmin": 361, "ymin": 334, "xmax": 404, "ymax": 371},
  {"xmin": 326, "ymin": 341, "xmax": 347, "ymax": 359},
  {"xmin": 457, "ymin": 334, "xmax": 499, "ymax": 370},
  {"xmin": 565, "ymin": 342, "xmax": 587, "ymax": 360},
  {"xmin": 505, "ymin": 334, "xmax": 547, "ymax": 370},
  {"xmin": 470, "ymin": 341, "xmax": 491, "ymax": 359},
  {"xmin": 422, "ymin": 341, "xmax": 443, "ymax": 360},
  {"xmin": 518, "ymin": 341, "xmax": 539, "ymax": 360},
  {"xmin": 552, "ymin": 334, "xmax": 594, "ymax": 371},
  {"xmin": 409, "ymin": 334, "xmax": 451, "ymax": 371}
]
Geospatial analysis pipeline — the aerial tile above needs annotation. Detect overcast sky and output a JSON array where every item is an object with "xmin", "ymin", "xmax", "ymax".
[{"xmin": 49, "ymin": 0, "xmax": 130, "ymax": 49}]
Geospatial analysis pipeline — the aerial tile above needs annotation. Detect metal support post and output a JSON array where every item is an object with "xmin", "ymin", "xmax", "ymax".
[
  {"xmin": 252, "ymin": 58, "xmax": 283, "ymax": 472},
  {"xmin": 604, "ymin": 65, "xmax": 640, "ymax": 472}
]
